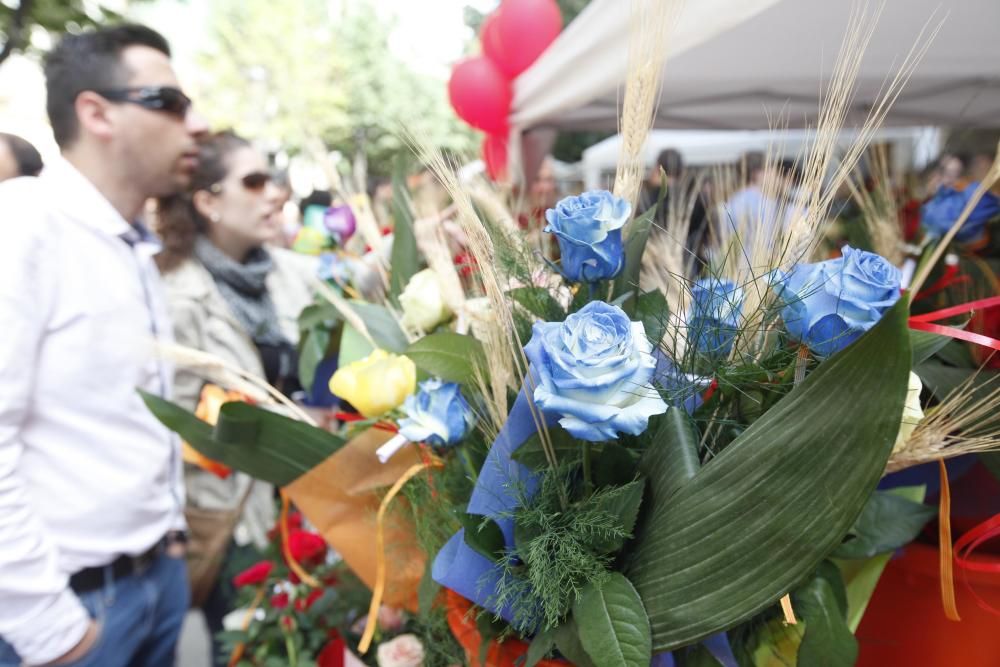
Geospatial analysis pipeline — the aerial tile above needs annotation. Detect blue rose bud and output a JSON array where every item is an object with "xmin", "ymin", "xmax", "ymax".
[
  {"xmin": 398, "ymin": 379, "xmax": 476, "ymax": 447},
  {"xmin": 776, "ymin": 246, "xmax": 901, "ymax": 357},
  {"xmin": 688, "ymin": 278, "xmax": 744, "ymax": 357},
  {"xmin": 524, "ymin": 301, "xmax": 668, "ymax": 441},
  {"xmin": 544, "ymin": 190, "xmax": 631, "ymax": 283},
  {"xmin": 921, "ymin": 183, "xmax": 1000, "ymax": 244}
]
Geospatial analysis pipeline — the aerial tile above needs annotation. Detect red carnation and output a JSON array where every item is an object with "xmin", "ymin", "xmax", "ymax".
[
  {"xmin": 295, "ymin": 587, "xmax": 324, "ymax": 612},
  {"xmin": 317, "ymin": 633, "xmax": 346, "ymax": 667},
  {"xmin": 288, "ymin": 530, "xmax": 327, "ymax": 566},
  {"xmin": 270, "ymin": 592, "xmax": 289, "ymax": 609},
  {"xmin": 232, "ymin": 561, "xmax": 273, "ymax": 588}
]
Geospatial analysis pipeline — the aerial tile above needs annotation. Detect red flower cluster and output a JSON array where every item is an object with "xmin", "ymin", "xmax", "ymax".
[
  {"xmin": 267, "ymin": 511, "xmax": 304, "ymax": 542},
  {"xmin": 288, "ymin": 529, "xmax": 327, "ymax": 566},
  {"xmin": 295, "ymin": 587, "xmax": 324, "ymax": 612},
  {"xmin": 233, "ymin": 561, "xmax": 274, "ymax": 588},
  {"xmin": 317, "ymin": 631, "xmax": 346, "ymax": 667}
]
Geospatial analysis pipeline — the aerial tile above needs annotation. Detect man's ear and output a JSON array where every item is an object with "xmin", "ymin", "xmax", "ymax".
[{"xmin": 74, "ymin": 91, "xmax": 116, "ymax": 142}]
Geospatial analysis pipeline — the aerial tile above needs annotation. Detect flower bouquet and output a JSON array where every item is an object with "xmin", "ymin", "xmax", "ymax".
[{"xmin": 143, "ymin": 5, "xmax": 1000, "ymax": 666}]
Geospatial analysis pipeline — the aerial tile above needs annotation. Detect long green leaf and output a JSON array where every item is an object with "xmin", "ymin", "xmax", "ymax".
[
  {"xmin": 553, "ymin": 618, "xmax": 596, "ymax": 667},
  {"xmin": 348, "ymin": 301, "xmax": 409, "ymax": 353},
  {"xmin": 611, "ymin": 197, "xmax": 661, "ymax": 315},
  {"xmin": 636, "ymin": 289, "xmax": 670, "ymax": 347},
  {"xmin": 910, "ymin": 327, "xmax": 958, "ymax": 365},
  {"xmin": 627, "ymin": 300, "xmax": 911, "ymax": 652},
  {"xmin": 404, "ymin": 332, "xmax": 486, "ymax": 385},
  {"xmin": 141, "ymin": 392, "xmax": 344, "ymax": 486},
  {"xmin": 573, "ymin": 573, "xmax": 652, "ymax": 667},
  {"xmin": 389, "ymin": 167, "xmax": 420, "ymax": 306}
]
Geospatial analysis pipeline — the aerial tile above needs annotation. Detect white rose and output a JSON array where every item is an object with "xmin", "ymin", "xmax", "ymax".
[
  {"xmin": 400, "ymin": 269, "xmax": 452, "ymax": 332},
  {"xmin": 376, "ymin": 633, "xmax": 425, "ymax": 667},
  {"xmin": 892, "ymin": 372, "xmax": 925, "ymax": 454}
]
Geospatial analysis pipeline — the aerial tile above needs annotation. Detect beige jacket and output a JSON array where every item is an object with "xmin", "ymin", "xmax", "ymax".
[{"xmin": 163, "ymin": 246, "xmax": 317, "ymax": 548}]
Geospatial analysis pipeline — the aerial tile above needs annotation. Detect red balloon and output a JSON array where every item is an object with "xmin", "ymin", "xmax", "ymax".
[
  {"xmin": 494, "ymin": 0, "xmax": 562, "ymax": 78},
  {"xmin": 482, "ymin": 133, "xmax": 508, "ymax": 182},
  {"xmin": 448, "ymin": 57, "xmax": 511, "ymax": 134},
  {"xmin": 480, "ymin": 13, "xmax": 508, "ymax": 72}
]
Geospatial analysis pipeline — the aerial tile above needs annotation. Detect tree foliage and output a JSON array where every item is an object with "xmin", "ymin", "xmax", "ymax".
[
  {"xmin": 196, "ymin": 0, "xmax": 475, "ymax": 178},
  {"xmin": 0, "ymin": 0, "xmax": 149, "ymax": 64}
]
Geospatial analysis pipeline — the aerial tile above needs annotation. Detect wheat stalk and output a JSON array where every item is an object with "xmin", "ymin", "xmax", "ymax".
[
  {"xmin": 887, "ymin": 370, "xmax": 1000, "ymax": 473},
  {"xmin": 613, "ymin": 0, "xmax": 683, "ymax": 212}
]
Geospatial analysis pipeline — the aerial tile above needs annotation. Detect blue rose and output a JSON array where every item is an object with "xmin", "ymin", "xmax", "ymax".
[
  {"xmin": 398, "ymin": 379, "xmax": 476, "ymax": 447},
  {"xmin": 776, "ymin": 246, "xmax": 900, "ymax": 357},
  {"xmin": 545, "ymin": 190, "xmax": 631, "ymax": 283},
  {"xmin": 921, "ymin": 183, "xmax": 1000, "ymax": 244},
  {"xmin": 688, "ymin": 278, "xmax": 743, "ymax": 357},
  {"xmin": 524, "ymin": 301, "xmax": 667, "ymax": 441}
]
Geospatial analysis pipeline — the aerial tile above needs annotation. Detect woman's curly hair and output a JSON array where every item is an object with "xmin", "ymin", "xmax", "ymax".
[{"xmin": 154, "ymin": 130, "xmax": 250, "ymax": 273}]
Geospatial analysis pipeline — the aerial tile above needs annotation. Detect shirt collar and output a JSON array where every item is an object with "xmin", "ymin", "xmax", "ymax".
[{"xmin": 41, "ymin": 156, "xmax": 136, "ymax": 240}]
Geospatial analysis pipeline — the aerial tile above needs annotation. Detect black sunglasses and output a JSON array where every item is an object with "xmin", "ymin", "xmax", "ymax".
[
  {"xmin": 93, "ymin": 86, "xmax": 193, "ymax": 118},
  {"xmin": 208, "ymin": 171, "xmax": 272, "ymax": 194}
]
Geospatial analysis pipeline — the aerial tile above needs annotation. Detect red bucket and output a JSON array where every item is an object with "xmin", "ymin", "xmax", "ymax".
[{"xmin": 857, "ymin": 541, "xmax": 1000, "ymax": 666}]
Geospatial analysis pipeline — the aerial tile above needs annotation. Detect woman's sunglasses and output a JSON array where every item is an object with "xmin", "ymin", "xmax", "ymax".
[
  {"xmin": 208, "ymin": 172, "xmax": 272, "ymax": 194},
  {"xmin": 93, "ymin": 86, "xmax": 193, "ymax": 119}
]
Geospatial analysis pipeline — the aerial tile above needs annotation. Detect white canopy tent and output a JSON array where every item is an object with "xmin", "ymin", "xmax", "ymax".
[
  {"xmin": 579, "ymin": 126, "xmax": 942, "ymax": 190},
  {"xmin": 512, "ymin": 0, "xmax": 1000, "ymax": 133}
]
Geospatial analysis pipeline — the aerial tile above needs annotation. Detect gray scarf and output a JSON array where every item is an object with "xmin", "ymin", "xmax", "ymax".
[{"xmin": 194, "ymin": 236, "xmax": 288, "ymax": 347}]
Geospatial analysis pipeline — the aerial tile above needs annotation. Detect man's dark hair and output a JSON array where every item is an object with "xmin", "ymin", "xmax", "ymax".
[
  {"xmin": 44, "ymin": 24, "xmax": 171, "ymax": 148},
  {"xmin": 0, "ymin": 133, "xmax": 43, "ymax": 176},
  {"xmin": 655, "ymin": 148, "xmax": 683, "ymax": 179}
]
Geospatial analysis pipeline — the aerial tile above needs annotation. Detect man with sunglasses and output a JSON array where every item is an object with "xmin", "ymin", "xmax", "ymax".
[{"xmin": 0, "ymin": 24, "xmax": 208, "ymax": 667}]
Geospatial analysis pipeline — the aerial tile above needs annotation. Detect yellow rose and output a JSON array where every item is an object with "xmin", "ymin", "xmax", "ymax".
[
  {"xmin": 329, "ymin": 349, "xmax": 416, "ymax": 418},
  {"xmin": 892, "ymin": 372, "xmax": 925, "ymax": 454}
]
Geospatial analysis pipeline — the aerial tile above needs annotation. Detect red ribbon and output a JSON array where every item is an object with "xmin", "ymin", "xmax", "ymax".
[
  {"xmin": 954, "ymin": 513, "xmax": 1000, "ymax": 616},
  {"xmin": 913, "ymin": 264, "xmax": 971, "ymax": 301},
  {"xmin": 908, "ymin": 295, "xmax": 1000, "ymax": 352}
]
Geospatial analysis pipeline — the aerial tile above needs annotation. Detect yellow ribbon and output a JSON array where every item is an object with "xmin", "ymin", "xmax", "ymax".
[
  {"xmin": 280, "ymin": 489, "xmax": 320, "ymax": 589},
  {"xmin": 358, "ymin": 456, "xmax": 444, "ymax": 654},
  {"xmin": 228, "ymin": 585, "xmax": 267, "ymax": 667},
  {"xmin": 938, "ymin": 458, "xmax": 961, "ymax": 621}
]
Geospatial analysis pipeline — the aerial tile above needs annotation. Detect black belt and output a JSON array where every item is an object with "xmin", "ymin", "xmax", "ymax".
[{"xmin": 68, "ymin": 531, "xmax": 186, "ymax": 594}]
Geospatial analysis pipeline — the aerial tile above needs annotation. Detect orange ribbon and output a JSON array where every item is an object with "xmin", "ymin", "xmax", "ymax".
[
  {"xmin": 358, "ymin": 456, "xmax": 444, "ymax": 654},
  {"xmin": 227, "ymin": 584, "xmax": 267, "ymax": 667},
  {"xmin": 280, "ymin": 489, "xmax": 320, "ymax": 589},
  {"xmin": 938, "ymin": 459, "xmax": 961, "ymax": 621}
]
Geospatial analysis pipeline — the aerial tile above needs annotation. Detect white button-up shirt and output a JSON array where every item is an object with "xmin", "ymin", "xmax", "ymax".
[{"xmin": 0, "ymin": 158, "xmax": 184, "ymax": 664}]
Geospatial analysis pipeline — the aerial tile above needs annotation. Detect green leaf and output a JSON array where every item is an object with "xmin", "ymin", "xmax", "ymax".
[
  {"xmin": 140, "ymin": 392, "xmax": 344, "ymax": 486},
  {"xmin": 418, "ymin": 564, "xmax": 440, "ymax": 617},
  {"xmin": 338, "ymin": 323, "xmax": 374, "ymax": 367},
  {"xmin": 509, "ymin": 286, "xmax": 566, "ymax": 322},
  {"xmin": 612, "ymin": 187, "xmax": 664, "ymax": 315},
  {"xmin": 793, "ymin": 569, "xmax": 858, "ymax": 667},
  {"xmin": 573, "ymin": 573, "xmax": 652, "ymax": 667},
  {"xmin": 458, "ymin": 513, "xmax": 506, "ymax": 562},
  {"xmin": 832, "ymin": 490, "xmax": 935, "ymax": 559},
  {"xmin": 916, "ymin": 360, "xmax": 999, "ymax": 402},
  {"xmin": 553, "ymin": 617, "xmax": 597, "ymax": 667},
  {"xmin": 525, "ymin": 627, "xmax": 556, "ymax": 667},
  {"xmin": 389, "ymin": 168, "xmax": 420, "ymax": 306},
  {"xmin": 404, "ymin": 332, "xmax": 486, "ymax": 385},
  {"xmin": 348, "ymin": 301, "xmax": 409, "ymax": 353},
  {"xmin": 511, "ymin": 428, "xmax": 580, "ymax": 471},
  {"xmin": 592, "ymin": 442, "xmax": 639, "ymax": 489},
  {"xmin": 627, "ymin": 299, "xmax": 911, "ymax": 652},
  {"xmin": 591, "ymin": 479, "xmax": 645, "ymax": 554},
  {"xmin": 677, "ymin": 645, "xmax": 728, "ymax": 667},
  {"xmin": 910, "ymin": 327, "xmax": 957, "ymax": 365},
  {"xmin": 640, "ymin": 408, "xmax": 701, "ymax": 504},
  {"xmin": 298, "ymin": 328, "xmax": 331, "ymax": 393},
  {"xmin": 636, "ymin": 289, "xmax": 670, "ymax": 347}
]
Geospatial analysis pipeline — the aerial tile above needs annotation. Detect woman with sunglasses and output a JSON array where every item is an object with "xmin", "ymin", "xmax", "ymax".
[{"xmin": 155, "ymin": 130, "xmax": 317, "ymax": 667}]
